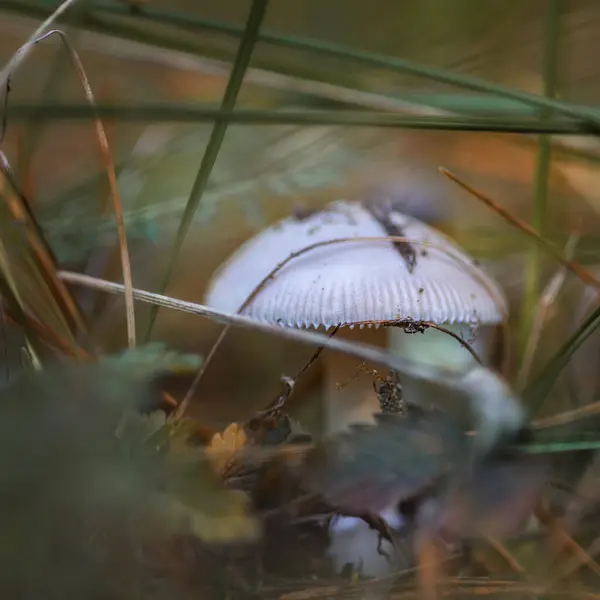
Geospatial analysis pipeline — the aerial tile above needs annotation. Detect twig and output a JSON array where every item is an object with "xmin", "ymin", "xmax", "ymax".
[
  {"xmin": 531, "ymin": 400, "xmax": 600, "ymax": 430},
  {"xmin": 440, "ymin": 167, "xmax": 600, "ymax": 290},
  {"xmin": 57, "ymin": 270, "xmax": 487, "ymax": 388},
  {"xmin": 58, "ymin": 270, "xmax": 527, "ymax": 453},
  {"xmin": 240, "ymin": 235, "xmax": 507, "ymax": 319},
  {"xmin": 484, "ymin": 535, "xmax": 524, "ymax": 574},
  {"xmin": 172, "ymin": 325, "xmax": 227, "ymax": 421},
  {"xmin": 535, "ymin": 504, "xmax": 600, "ymax": 587},
  {"xmin": 517, "ymin": 234, "xmax": 579, "ymax": 388},
  {"xmin": 547, "ymin": 534, "xmax": 600, "ymax": 586},
  {"xmin": 295, "ymin": 326, "xmax": 339, "ymax": 379},
  {"xmin": 365, "ymin": 319, "xmax": 483, "ymax": 365},
  {"xmin": 175, "ymin": 232, "xmax": 498, "ymax": 419}
]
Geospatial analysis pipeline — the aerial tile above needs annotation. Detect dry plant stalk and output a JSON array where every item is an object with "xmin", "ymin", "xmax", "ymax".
[
  {"xmin": 176, "ymin": 232, "xmax": 506, "ymax": 419},
  {"xmin": 535, "ymin": 504, "xmax": 600, "ymax": 588},
  {"xmin": 517, "ymin": 234, "xmax": 579, "ymax": 388},
  {"xmin": 440, "ymin": 167, "xmax": 600, "ymax": 289},
  {"xmin": 0, "ymin": 0, "xmax": 81, "ymax": 88},
  {"xmin": 2, "ymin": 29, "xmax": 137, "ymax": 347},
  {"xmin": 57, "ymin": 269, "xmax": 486, "ymax": 390},
  {"xmin": 0, "ymin": 160, "xmax": 88, "ymax": 344}
]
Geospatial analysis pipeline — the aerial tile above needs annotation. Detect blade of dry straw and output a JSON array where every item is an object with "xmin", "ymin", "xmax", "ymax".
[
  {"xmin": 440, "ymin": 168, "xmax": 600, "ymax": 290},
  {"xmin": 7, "ymin": 29, "xmax": 137, "ymax": 347},
  {"xmin": 59, "ymin": 269, "xmax": 479, "ymax": 388},
  {"xmin": 173, "ymin": 234, "xmax": 502, "ymax": 420},
  {"xmin": 517, "ymin": 234, "xmax": 578, "ymax": 389},
  {"xmin": 0, "ymin": 160, "xmax": 88, "ymax": 348},
  {"xmin": 0, "ymin": 237, "xmax": 46, "ymax": 363}
]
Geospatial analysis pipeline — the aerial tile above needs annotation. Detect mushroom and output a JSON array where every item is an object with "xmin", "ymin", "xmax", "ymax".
[
  {"xmin": 204, "ymin": 199, "xmax": 509, "ymax": 577},
  {"xmin": 204, "ymin": 199, "xmax": 508, "ymax": 435}
]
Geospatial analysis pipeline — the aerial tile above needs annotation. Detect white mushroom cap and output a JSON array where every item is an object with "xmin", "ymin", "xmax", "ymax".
[{"xmin": 205, "ymin": 200, "xmax": 507, "ymax": 329}]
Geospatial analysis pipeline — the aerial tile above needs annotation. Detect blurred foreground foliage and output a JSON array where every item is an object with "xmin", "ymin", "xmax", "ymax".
[
  {"xmin": 0, "ymin": 361, "xmax": 260, "ymax": 598},
  {"xmin": 5, "ymin": 1, "xmax": 600, "ymax": 599}
]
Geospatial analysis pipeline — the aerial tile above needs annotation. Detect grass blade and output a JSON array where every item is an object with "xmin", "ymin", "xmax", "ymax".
[
  {"xmin": 440, "ymin": 168, "xmax": 600, "ymax": 290},
  {"xmin": 520, "ymin": 0, "xmax": 562, "ymax": 358},
  {"xmin": 524, "ymin": 300, "xmax": 600, "ymax": 412},
  {"xmin": 53, "ymin": 0, "xmax": 600, "ymax": 125},
  {"xmin": 0, "ymin": 0, "xmax": 81, "ymax": 88},
  {"xmin": 5, "ymin": 103, "xmax": 600, "ymax": 134},
  {"xmin": 143, "ymin": 0, "xmax": 269, "ymax": 341}
]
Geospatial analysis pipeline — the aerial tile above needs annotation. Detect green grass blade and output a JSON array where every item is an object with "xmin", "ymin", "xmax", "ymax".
[
  {"xmin": 519, "ymin": 0, "xmax": 561, "ymax": 360},
  {"xmin": 3, "ymin": 1, "xmax": 600, "ymax": 125},
  {"xmin": 5, "ymin": 103, "xmax": 599, "ymax": 134},
  {"xmin": 142, "ymin": 0, "xmax": 269, "ymax": 342},
  {"xmin": 80, "ymin": 2, "xmax": 600, "ymax": 124},
  {"xmin": 517, "ymin": 439, "xmax": 600, "ymax": 454},
  {"xmin": 524, "ymin": 299, "xmax": 600, "ymax": 413},
  {"xmin": 15, "ymin": 1, "xmax": 88, "ymax": 187}
]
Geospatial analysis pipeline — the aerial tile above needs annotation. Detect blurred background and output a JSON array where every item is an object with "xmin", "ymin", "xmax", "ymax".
[{"xmin": 2, "ymin": 0, "xmax": 600, "ymax": 429}]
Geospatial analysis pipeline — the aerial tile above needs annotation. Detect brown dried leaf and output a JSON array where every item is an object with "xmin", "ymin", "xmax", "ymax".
[{"xmin": 206, "ymin": 423, "xmax": 249, "ymax": 475}]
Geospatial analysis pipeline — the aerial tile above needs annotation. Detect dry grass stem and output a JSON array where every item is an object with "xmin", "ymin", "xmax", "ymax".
[
  {"xmin": 517, "ymin": 235, "xmax": 579, "ymax": 388},
  {"xmin": 440, "ymin": 167, "xmax": 600, "ymax": 290},
  {"xmin": 57, "ymin": 270, "xmax": 484, "ymax": 389},
  {"xmin": 0, "ymin": 158, "xmax": 88, "ymax": 344},
  {"xmin": 7, "ymin": 29, "xmax": 137, "ymax": 347},
  {"xmin": 0, "ymin": 0, "xmax": 81, "ymax": 88},
  {"xmin": 177, "ymin": 232, "xmax": 497, "ymax": 419}
]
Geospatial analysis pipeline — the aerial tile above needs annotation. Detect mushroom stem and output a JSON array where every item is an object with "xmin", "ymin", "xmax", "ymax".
[
  {"xmin": 388, "ymin": 323, "xmax": 488, "ymax": 372},
  {"xmin": 388, "ymin": 324, "xmax": 496, "ymax": 434},
  {"xmin": 322, "ymin": 326, "xmax": 387, "ymax": 435}
]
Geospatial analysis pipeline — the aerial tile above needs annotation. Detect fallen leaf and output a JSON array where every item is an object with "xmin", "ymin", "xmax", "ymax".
[{"xmin": 206, "ymin": 422, "xmax": 248, "ymax": 475}]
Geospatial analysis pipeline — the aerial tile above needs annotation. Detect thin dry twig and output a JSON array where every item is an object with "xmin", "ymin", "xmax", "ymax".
[
  {"xmin": 176, "ymin": 232, "xmax": 500, "ymax": 418},
  {"xmin": 517, "ymin": 234, "xmax": 580, "ymax": 388},
  {"xmin": 547, "ymin": 534, "xmax": 600, "ymax": 587},
  {"xmin": 239, "ymin": 235, "xmax": 508, "ymax": 318},
  {"xmin": 172, "ymin": 325, "xmax": 228, "ymax": 421},
  {"xmin": 532, "ymin": 400, "xmax": 600, "ymax": 429},
  {"xmin": 5, "ymin": 29, "xmax": 137, "ymax": 347},
  {"xmin": 440, "ymin": 167, "xmax": 600, "ymax": 290},
  {"xmin": 56, "ymin": 270, "xmax": 485, "ymax": 389},
  {"xmin": 483, "ymin": 535, "xmax": 525, "ymax": 574},
  {"xmin": 59, "ymin": 270, "xmax": 527, "ymax": 456},
  {"xmin": 56, "ymin": 31, "xmax": 136, "ymax": 347},
  {"xmin": 535, "ymin": 504, "xmax": 600, "ymax": 589},
  {"xmin": 256, "ymin": 326, "xmax": 341, "ymax": 415},
  {"xmin": 352, "ymin": 318, "xmax": 483, "ymax": 364}
]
